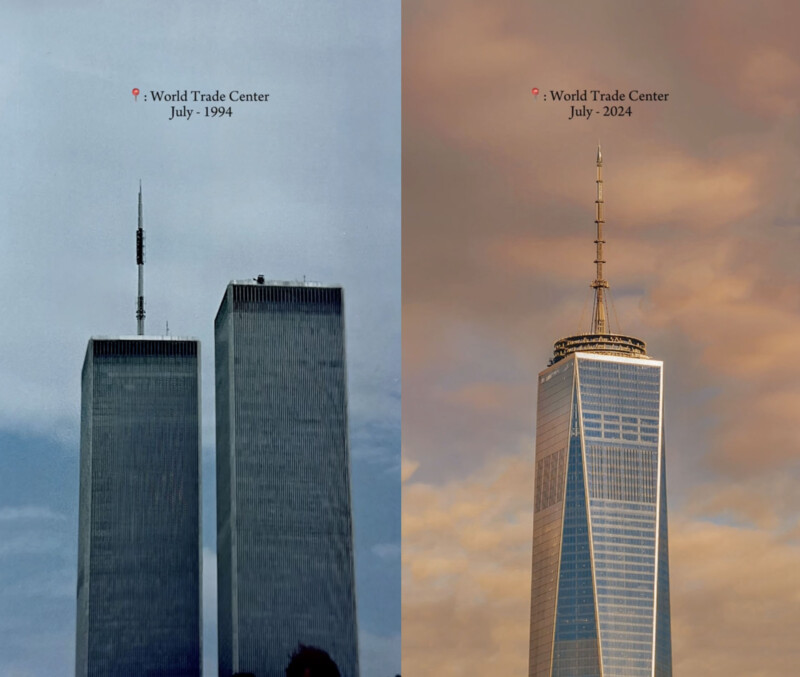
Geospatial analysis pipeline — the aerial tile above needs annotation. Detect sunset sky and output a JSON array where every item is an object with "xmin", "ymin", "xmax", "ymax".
[{"xmin": 403, "ymin": 2, "xmax": 800, "ymax": 675}]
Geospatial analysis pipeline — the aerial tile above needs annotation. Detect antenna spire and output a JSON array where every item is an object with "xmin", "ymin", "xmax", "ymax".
[
  {"xmin": 136, "ymin": 182, "xmax": 145, "ymax": 335},
  {"xmin": 548, "ymin": 147, "xmax": 648, "ymax": 365},
  {"xmin": 590, "ymin": 145, "xmax": 610, "ymax": 334}
]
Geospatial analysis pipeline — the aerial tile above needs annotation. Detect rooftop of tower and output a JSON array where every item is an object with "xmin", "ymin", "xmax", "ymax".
[
  {"xmin": 230, "ymin": 277, "xmax": 342, "ymax": 288},
  {"xmin": 88, "ymin": 335, "xmax": 199, "ymax": 342},
  {"xmin": 549, "ymin": 147, "xmax": 648, "ymax": 366}
]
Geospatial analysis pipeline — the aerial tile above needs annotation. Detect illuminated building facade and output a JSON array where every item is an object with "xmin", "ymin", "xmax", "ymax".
[{"xmin": 528, "ymin": 149, "xmax": 672, "ymax": 676}]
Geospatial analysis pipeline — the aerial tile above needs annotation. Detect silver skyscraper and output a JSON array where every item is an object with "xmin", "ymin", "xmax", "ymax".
[
  {"xmin": 76, "ymin": 337, "xmax": 202, "ymax": 677},
  {"xmin": 75, "ymin": 189, "xmax": 202, "ymax": 676},
  {"xmin": 528, "ymin": 149, "xmax": 672, "ymax": 676},
  {"xmin": 215, "ymin": 279, "xmax": 359, "ymax": 677}
]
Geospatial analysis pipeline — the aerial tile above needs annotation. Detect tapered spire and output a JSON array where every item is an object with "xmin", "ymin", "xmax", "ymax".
[
  {"xmin": 549, "ymin": 147, "xmax": 648, "ymax": 365},
  {"xmin": 590, "ymin": 144, "xmax": 610, "ymax": 334},
  {"xmin": 136, "ymin": 182, "xmax": 145, "ymax": 335}
]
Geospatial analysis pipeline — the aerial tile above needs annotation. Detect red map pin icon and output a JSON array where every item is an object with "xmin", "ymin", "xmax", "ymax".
[
  {"xmin": 532, "ymin": 87, "xmax": 539, "ymax": 100},
  {"xmin": 132, "ymin": 87, "xmax": 140, "ymax": 101}
]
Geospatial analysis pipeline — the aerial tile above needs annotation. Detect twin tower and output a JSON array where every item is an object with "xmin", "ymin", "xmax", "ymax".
[{"xmin": 75, "ymin": 189, "xmax": 359, "ymax": 677}]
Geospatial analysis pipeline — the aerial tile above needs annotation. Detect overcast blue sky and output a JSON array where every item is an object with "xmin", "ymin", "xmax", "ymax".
[{"xmin": 0, "ymin": 2, "xmax": 400, "ymax": 676}]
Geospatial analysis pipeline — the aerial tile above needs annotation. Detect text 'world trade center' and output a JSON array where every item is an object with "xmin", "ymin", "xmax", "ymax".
[{"xmin": 528, "ymin": 148, "xmax": 672, "ymax": 677}]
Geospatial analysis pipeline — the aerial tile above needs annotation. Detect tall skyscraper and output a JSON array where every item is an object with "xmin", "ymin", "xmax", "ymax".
[
  {"xmin": 76, "ymin": 189, "xmax": 202, "ymax": 677},
  {"xmin": 215, "ymin": 279, "xmax": 359, "ymax": 677},
  {"xmin": 528, "ymin": 149, "xmax": 672, "ymax": 677}
]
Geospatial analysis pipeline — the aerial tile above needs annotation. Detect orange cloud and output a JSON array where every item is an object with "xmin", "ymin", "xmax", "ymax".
[
  {"xmin": 403, "ymin": 0, "xmax": 800, "ymax": 671},
  {"xmin": 402, "ymin": 456, "xmax": 421, "ymax": 483},
  {"xmin": 670, "ymin": 517, "xmax": 800, "ymax": 675},
  {"xmin": 612, "ymin": 154, "xmax": 759, "ymax": 228},
  {"xmin": 738, "ymin": 49, "xmax": 800, "ymax": 117},
  {"xmin": 403, "ymin": 453, "xmax": 800, "ymax": 676},
  {"xmin": 403, "ymin": 454, "xmax": 533, "ymax": 676}
]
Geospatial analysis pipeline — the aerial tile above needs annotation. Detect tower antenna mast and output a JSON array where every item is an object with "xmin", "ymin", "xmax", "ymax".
[
  {"xmin": 549, "ymin": 146, "xmax": 648, "ymax": 365},
  {"xmin": 590, "ymin": 145, "xmax": 610, "ymax": 334},
  {"xmin": 136, "ymin": 182, "xmax": 145, "ymax": 335}
]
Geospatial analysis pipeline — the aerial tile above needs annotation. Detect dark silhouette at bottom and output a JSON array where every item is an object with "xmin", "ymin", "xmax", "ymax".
[
  {"xmin": 230, "ymin": 643, "xmax": 343, "ymax": 677},
  {"xmin": 285, "ymin": 644, "xmax": 341, "ymax": 677}
]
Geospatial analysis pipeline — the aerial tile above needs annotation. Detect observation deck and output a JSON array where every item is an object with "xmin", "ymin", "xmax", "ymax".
[{"xmin": 549, "ymin": 332, "xmax": 648, "ymax": 365}]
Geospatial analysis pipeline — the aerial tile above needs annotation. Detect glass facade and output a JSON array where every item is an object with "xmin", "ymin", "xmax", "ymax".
[
  {"xmin": 529, "ymin": 352, "xmax": 672, "ymax": 677},
  {"xmin": 76, "ymin": 338, "xmax": 202, "ymax": 677},
  {"xmin": 215, "ymin": 281, "xmax": 359, "ymax": 677}
]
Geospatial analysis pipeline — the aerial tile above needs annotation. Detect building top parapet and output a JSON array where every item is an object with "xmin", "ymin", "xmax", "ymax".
[
  {"xmin": 230, "ymin": 277, "xmax": 341, "ymax": 289},
  {"xmin": 549, "ymin": 332, "xmax": 648, "ymax": 365}
]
